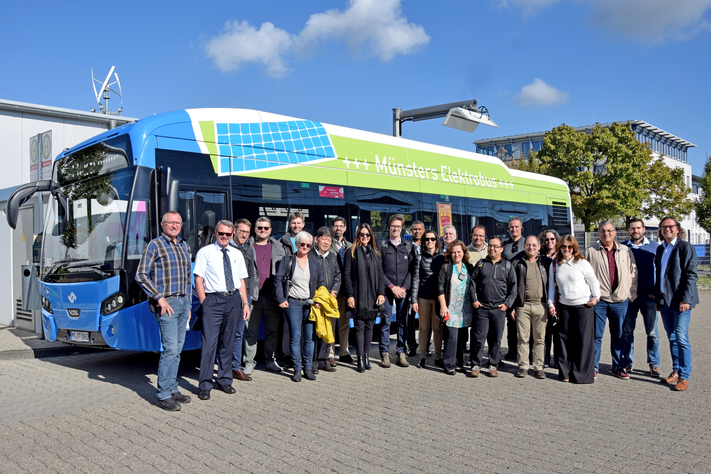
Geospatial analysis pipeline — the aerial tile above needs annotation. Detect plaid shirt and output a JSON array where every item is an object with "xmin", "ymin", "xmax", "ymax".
[{"xmin": 136, "ymin": 233, "xmax": 192, "ymax": 301}]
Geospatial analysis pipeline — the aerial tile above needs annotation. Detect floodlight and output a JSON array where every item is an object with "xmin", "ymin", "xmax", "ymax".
[{"xmin": 442, "ymin": 106, "xmax": 498, "ymax": 132}]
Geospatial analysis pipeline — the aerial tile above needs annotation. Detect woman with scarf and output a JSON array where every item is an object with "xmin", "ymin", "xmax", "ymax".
[{"xmin": 343, "ymin": 223, "xmax": 385, "ymax": 373}]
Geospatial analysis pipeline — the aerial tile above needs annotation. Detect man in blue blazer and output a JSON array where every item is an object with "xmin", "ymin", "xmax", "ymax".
[{"xmin": 655, "ymin": 216, "xmax": 698, "ymax": 392}]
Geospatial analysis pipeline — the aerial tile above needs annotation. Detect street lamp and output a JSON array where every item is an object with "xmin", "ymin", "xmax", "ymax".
[{"xmin": 392, "ymin": 99, "xmax": 498, "ymax": 137}]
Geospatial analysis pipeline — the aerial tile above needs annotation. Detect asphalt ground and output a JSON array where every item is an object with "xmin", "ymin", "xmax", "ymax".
[{"xmin": 1, "ymin": 294, "xmax": 710, "ymax": 473}]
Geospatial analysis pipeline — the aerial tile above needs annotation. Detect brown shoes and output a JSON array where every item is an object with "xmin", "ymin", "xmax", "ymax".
[
  {"xmin": 534, "ymin": 369, "xmax": 546, "ymax": 379},
  {"xmin": 488, "ymin": 368, "xmax": 499, "ymax": 377},
  {"xmin": 233, "ymin": 369, "xmax": 252, "ymax": 381},
  {"xmin": 662, "ymin": 371, "xmax": 679, "ymax": 384},
  {"xmin": 381, "ymin": 353, "xmax": 391, "ymax": 368},
  {"xmin": 674, "ymin": 379, "xmax": 689, "ymax": 391},
  {"xmin": 469, "ymin": 368, "xmax": 480, "ymax": 378},
  {"xmin": 515, "ymin": 368, "xmax": 527, "ymax": 378},
  {"xmin": 329, "ymin": 357, "xmax": 336, "ymax": 368}
]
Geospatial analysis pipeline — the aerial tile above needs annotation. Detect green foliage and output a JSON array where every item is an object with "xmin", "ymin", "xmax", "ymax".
[
  {"xmin": 536, "ymin": 122, "xmax": 650, "ymax": 231},
  {"xmin": 695, "ymin": 154, "xmax": 711, "ymax": 234},
  {"xmin": 642, "ymin": 158, "xmax": 694, "ymax": 223},
  {"xmin": 507, "ymin": 150, "xmax": 545, "ymax": 174}
]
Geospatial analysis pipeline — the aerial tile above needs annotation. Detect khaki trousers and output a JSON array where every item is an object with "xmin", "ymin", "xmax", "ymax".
[
  {"xmin": 418, "ymin": 298, "xmax": 442, "ymax": 359},
  {"xmin": 515, "ymin": 302, "xmax": 547, "ymax": 370}
]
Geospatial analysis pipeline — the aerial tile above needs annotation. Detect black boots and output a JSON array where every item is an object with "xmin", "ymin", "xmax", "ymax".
[
  {"xmin": 363, "ymin": 354, "xmax": 371, "ymax": 370},
  {"xmin": 357, "ymin": 355, "xmax": 366, "ymax": 373}
]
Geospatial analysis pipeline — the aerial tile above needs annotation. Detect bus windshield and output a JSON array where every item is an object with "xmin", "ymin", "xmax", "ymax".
[{"xmin": 41, "ymin": 166, "xmax": 137, "ymax": 281}]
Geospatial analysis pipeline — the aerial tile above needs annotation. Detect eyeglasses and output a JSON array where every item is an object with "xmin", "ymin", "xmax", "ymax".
[
  {"xmin": 237, "ymin": 229, "xmax": 250, "ymax": 234},
  {"xmin": 390, "ymin": 225, "xmax": 402, "ymax": 229},
  {"xmin": 217, "ymin": 231, "xmax": 232, "ymax": 237},
  {"xmin": 424, "ymin": 237, "xmax": 438, "ymax": 242},
  {"xmin": 489, "ymin": 245, "xmax": 502, "ymax": 249},
  {"xmin": 256, "ymin": 226, "xmax": 270, "ymax": 231},
  {"xmin": 332, "ymin": 224, "xmax": 345, "ymax": 228},
  {"xmin": 560, "ymin": 245, "xmax": 574, "ymax": 250},
  {"xmin": 359, "ymin": 233, "xmax": 371, "ymax": 238},
  {"xmin": 661, "ymin": 225, "xmax": 678, "ymax": 230},
  {"xmin": 163, "ymin": 221, "xmax": 181, "ymax": 226},
  {"xmin": 299, "ymin": 243, "xmax": 311, "ymax": 248}
]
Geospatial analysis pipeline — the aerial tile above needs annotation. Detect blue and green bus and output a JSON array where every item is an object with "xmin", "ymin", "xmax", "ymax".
[{"xmin": 6, "ymin": 108, "xmax": 572, "ymax": 351}]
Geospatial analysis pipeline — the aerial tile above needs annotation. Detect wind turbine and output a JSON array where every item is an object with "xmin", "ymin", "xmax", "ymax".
[{"xmin": 91, "ymin": 66, "xmax": 123, "ymax": 115}]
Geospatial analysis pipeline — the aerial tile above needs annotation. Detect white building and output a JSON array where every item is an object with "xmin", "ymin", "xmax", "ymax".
[
  {"xmin": 0, "ymin": 99, "xmax": 135, "ymax": 333},
  {"xmin": 474, "ymin": 120, "xmax": 707, "ymax": 244}
]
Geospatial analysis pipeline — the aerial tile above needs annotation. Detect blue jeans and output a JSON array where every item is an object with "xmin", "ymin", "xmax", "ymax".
[
  {"xmin": 156, "ymin": 295, "xmax": 191, "ymax": 401},
  {"xmin": 594, "ymin": 299, "xmax": 629, "ymax": 372},
  {"xmin": 383, "ymin": 294, "xmax": 409, "ymax": 354},
  {"xmin": 231, "ymin": 312, "xmax": 247, "ymax": 372},
  {"xmin": 621, "ymin": 295, "xmax": 660, "ymax": 368},
  {"xmin": 378, "ymin": 305, "xmax": 392, "ymax": 355},
  {"xmin": 659, "ymin": 303, "xmax": 692, "ymax": 380},
  {"xmin": 285, "ymin": 298, "xmax": 315, "ymax": 372}
]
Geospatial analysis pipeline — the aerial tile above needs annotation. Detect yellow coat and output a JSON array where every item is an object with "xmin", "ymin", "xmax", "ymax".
[{"xmin": 309, "ymin": 286, "xmax": 340, "ymax": 343}]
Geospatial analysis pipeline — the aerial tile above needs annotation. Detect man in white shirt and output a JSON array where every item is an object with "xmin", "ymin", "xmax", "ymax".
[{"xmin": 194, "ymin": 220, "xmax": 250, "ymax": 400}]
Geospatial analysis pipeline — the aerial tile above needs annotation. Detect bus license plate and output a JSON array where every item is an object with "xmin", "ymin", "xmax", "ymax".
[{"xmin": 70, "ymin": 331, "xmax": 89, "ymax": 343}]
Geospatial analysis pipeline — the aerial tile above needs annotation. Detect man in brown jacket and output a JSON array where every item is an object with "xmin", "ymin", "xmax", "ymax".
[{"xmin": 585, "ymin": 220, "xmax": 637, "ymax": 380}]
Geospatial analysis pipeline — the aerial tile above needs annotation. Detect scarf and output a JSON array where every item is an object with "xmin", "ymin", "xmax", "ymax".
[{"xmin": 355, "ymin": 245, "xmax": 380, "ymax": 319}]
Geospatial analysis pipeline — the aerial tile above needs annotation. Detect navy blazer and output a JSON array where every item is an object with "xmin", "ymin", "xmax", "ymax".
[
  {"xmin": 274, "ymin": 253, "xmax": 325, "ymax": 304},
  {"xmin": 655, "ymin": 239, "xmax": 699, "ymax": 310}
]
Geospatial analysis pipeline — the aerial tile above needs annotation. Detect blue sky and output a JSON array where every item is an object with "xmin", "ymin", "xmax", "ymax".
[{"xmin": 2, "ymin": 0, "xmax": 710, "ymax": 173}]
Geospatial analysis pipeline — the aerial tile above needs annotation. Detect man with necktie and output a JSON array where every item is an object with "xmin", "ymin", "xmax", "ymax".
[{"xmin": 194, "ymin": 220, "xmax": 250, "ymax": 400}]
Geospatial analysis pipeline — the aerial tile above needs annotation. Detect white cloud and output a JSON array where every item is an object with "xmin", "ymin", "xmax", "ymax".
[
  {"xmin": 204, "ymin": 20, "xmax": 292, "ymax": 77},
  {"xmin": 513, "ymin": 78, "xmax": 569, "ymax": 108},
  {"xmin": 496, "ymin": 0, "xmax": 564, "ymax": 18},
  {"xmin": 204, "ymin": 0, "xmax": 429, "ymax": 76},
  {"xmin": 296, "ymin": 0, "xmax": 430, "ymax": 60},
  {"xmin": 587, "ymin": 0, "xmax": 711, "ymax": 44}
]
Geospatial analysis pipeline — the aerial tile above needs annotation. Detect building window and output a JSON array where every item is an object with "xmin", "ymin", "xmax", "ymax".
[{"xmin": 522, "ymin": 142, "xmax": 530, "ymax": 157}]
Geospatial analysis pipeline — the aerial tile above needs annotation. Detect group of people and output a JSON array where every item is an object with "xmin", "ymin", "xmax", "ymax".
[{"xmin": 136, "ymin": 211, "xmax": 698, "ymax": 412}]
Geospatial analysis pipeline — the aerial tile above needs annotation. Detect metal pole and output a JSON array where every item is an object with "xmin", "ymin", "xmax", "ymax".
[{"xmin": 393, "ymin": 108, "xmax": 402, "ymax": 137}]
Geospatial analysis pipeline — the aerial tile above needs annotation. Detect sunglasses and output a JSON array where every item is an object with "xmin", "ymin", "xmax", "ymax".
[
  {"xmin": 545, "ymin": 238, "xmax": 556, "ymax": 242},
  {"xmin": 424, "ymin": 237, "xmax": 437, "ymax": 242},
  {"xmin": 217, "ymin": 231, "xmax": 232, "ymax": 237},
  {"xmin": 359, "ymin": 233, "xmax": 371, "ymax": 238},
  {"xmin": 299, "ymin": 243, "xmax": 311, "ymax": 248},
  {"xmin": 560, "ymin": 245, "xmax": 574, "ymax": 250},
  {"xmin": 256, "ymin": 226, "xmax": 270, "ymax": 231}
]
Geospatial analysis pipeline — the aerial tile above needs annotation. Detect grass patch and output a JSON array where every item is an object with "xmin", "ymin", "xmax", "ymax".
[{"xmin": 699, "ymin": 276, "xmax": 711, "ymax": 291}]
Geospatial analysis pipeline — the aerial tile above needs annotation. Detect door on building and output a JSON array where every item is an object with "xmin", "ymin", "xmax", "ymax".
[{"xmin": 12, "ymin": 206, "xmax": 40, "ymax": 332}]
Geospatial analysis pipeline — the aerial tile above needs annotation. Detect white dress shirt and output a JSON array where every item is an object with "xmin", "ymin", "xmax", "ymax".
[{"xmin": 194, "ymin": 242, "xmax": 248, "ymax": 293}]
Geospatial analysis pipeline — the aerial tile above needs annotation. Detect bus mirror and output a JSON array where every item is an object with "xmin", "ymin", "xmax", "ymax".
[
  {"xmin": 53, "ymin": 189, "xmax": 69, "ymax": 235},
  {"xmin": 168, "ymin": 179, "xmax": 180, "ymax": 217},
  {"xmin": 160, "ymin": 167, "xmax": 172, "ymax": 198},
  {"xmin": 6, "ymin": 180, "xmax": 52, "ymax": 229}
]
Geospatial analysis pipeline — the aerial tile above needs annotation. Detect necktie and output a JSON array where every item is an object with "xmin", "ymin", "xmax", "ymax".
[{"xmin": 222, "ymin": 248, "xmax": 235, "ymax": 291}]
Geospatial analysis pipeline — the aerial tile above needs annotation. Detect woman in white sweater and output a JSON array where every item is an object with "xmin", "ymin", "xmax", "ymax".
[{"xmin": 548, "ymin": 235, "xmax": 601, "ymax": 384}]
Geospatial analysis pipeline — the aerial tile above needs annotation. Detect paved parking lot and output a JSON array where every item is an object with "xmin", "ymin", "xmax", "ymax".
[{"xmin": 1, "ymin": 294, "xmax": 711, "ymax": 473}]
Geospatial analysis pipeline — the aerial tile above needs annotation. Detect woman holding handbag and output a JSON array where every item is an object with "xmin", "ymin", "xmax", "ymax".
[
  {"xmin": 548, "ymin": 235, "xmax": 600, "ymax": 384},
  {"xmin": 343, "ymin": 223, "xmax": 385, "ymax": 373},
  {"xmin": 275, "ymin": 231, "xmax": 325, "ymax": 382},
  {"xmin": 437, "ymin": 240, "xmax": 474, "ymax": 375}
]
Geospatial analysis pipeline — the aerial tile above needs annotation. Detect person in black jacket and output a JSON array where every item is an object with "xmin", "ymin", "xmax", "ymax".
[
  {"xmin": 377, "ymin": 214, "xmax": 414, "ymax": 368},
  {"xmin": 512, "ymin": 235, "xmax": 550, "ymax": 379},
  {"xmin": 230, "ymin": 219, "xmax": 258, "ymax": 382},
  {"xmin": 344, "ymin": 223, "xmax": 385, "ymax": 373},
  {"xmin": 655, "ymin": 217, "xmax": 698, "ymax": 392},
  {"xmin": 411, "ymin": 229, "xmax": 445, "ymax": 368},
  {"xmin": 279, "ymin": 211, "xmax": 305, "ymax": 255},
  {"xmin": 468, "ymin": 237, "xmax": 517, "ymax": 377},
  {"xmin": 275, "ymin": 231, "xmax": 325, "ymax": 382},
  {"xmin": 437, "ymin": 240, "xmax": 474, "ymax": 375},
  {"xmin": 311, "ymin": 227, "xmax": 341, "ymax": 372}
]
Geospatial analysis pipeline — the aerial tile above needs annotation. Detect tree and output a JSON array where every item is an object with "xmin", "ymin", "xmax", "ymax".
[
  {"xmin": 695, "ymin": 154, "xmax": 711, "ymax": 234},
  {"xmin": 641, "ymin": 158, "xmax": 694, "ymax": 224},
  {"xmin": 507, "ymin": 150, "xmax": 545, "ymax": 174},
  {"xmin": 536, "ymin": 122, "xmax": 650, "ymax": 231}
]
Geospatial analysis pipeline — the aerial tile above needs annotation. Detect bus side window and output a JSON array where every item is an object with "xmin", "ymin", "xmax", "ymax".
[{"xmin": 194, "ymin": 191, "xmax": 227, "ymax": 255}]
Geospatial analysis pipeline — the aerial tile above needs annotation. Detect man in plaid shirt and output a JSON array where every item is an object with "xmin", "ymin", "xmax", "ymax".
[{"xmin": 136, "ymin": 211, "xmax": 193, "ymax": 411}]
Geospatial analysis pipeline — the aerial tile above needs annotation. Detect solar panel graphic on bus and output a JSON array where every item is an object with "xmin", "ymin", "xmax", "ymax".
[{"xmin": 215, "ymin": 120, "xmax": 336, "ymax": 175}]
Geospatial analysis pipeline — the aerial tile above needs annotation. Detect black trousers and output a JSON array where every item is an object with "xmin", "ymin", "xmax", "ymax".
[
  {"xmin": 470, "ymin": 307, "xmax": 506, "ymax": 368},
  {"xmin": 544, "ymin": 315, "xmax": 559, "ymax": 367},
  {"xmin": 441, "ymin": 325, "xmax": 468, "ymax": 372},
  {"xmin": 506, "ymin": 311, "xmax": 517, "ymax": 358},
  {"xmin": 556, "ymin": 303, "xmax": 595, "ymax": 384},
  {"xmin": 354, "ymin": 319, "xmax": 374, "ymax": 357},
  {"xmin": 199, "ymin": 292, "xmax": 242, "ymax": 391}
]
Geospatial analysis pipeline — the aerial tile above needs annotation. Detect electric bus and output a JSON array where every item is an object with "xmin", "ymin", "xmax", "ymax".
[{"xmin": 6, "ymin": 108, "xmax": 573, "ymax": 351}]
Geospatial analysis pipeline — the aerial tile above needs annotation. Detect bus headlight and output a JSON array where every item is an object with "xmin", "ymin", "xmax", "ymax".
[
  {"xmin": 101, "ymin": 293, "xmax": 125, "ymax": 316},
  {"xmin": 41, "ymin": 296, "xmax": 53, "ymax": 314}
]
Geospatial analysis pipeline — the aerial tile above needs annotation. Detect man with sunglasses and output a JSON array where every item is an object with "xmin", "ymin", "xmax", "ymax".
[
  {"xmin": 585, "ymin": 220, "xmax": 638, "ymax": 380},
  {"xmin": 243, "ymin": 216, "xmax": 287, "ymax": 376},
  {"xmin": 503, "ymin": 217, "xmax": 525, "ymax": 362},
  {"xmin": 655, "ymin": 216, "xmax": 698, "ymax": 392},
  {"xmin": 378, "ymin": 214, "xmax": 414, "ymax": 368},
  {"xmin": 194, "ymin": 220, "xmax": 250, "ymax": 400},
  {"xmin": 136, "ymin": 211, "xmax": 192, "ymax": 411}
]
